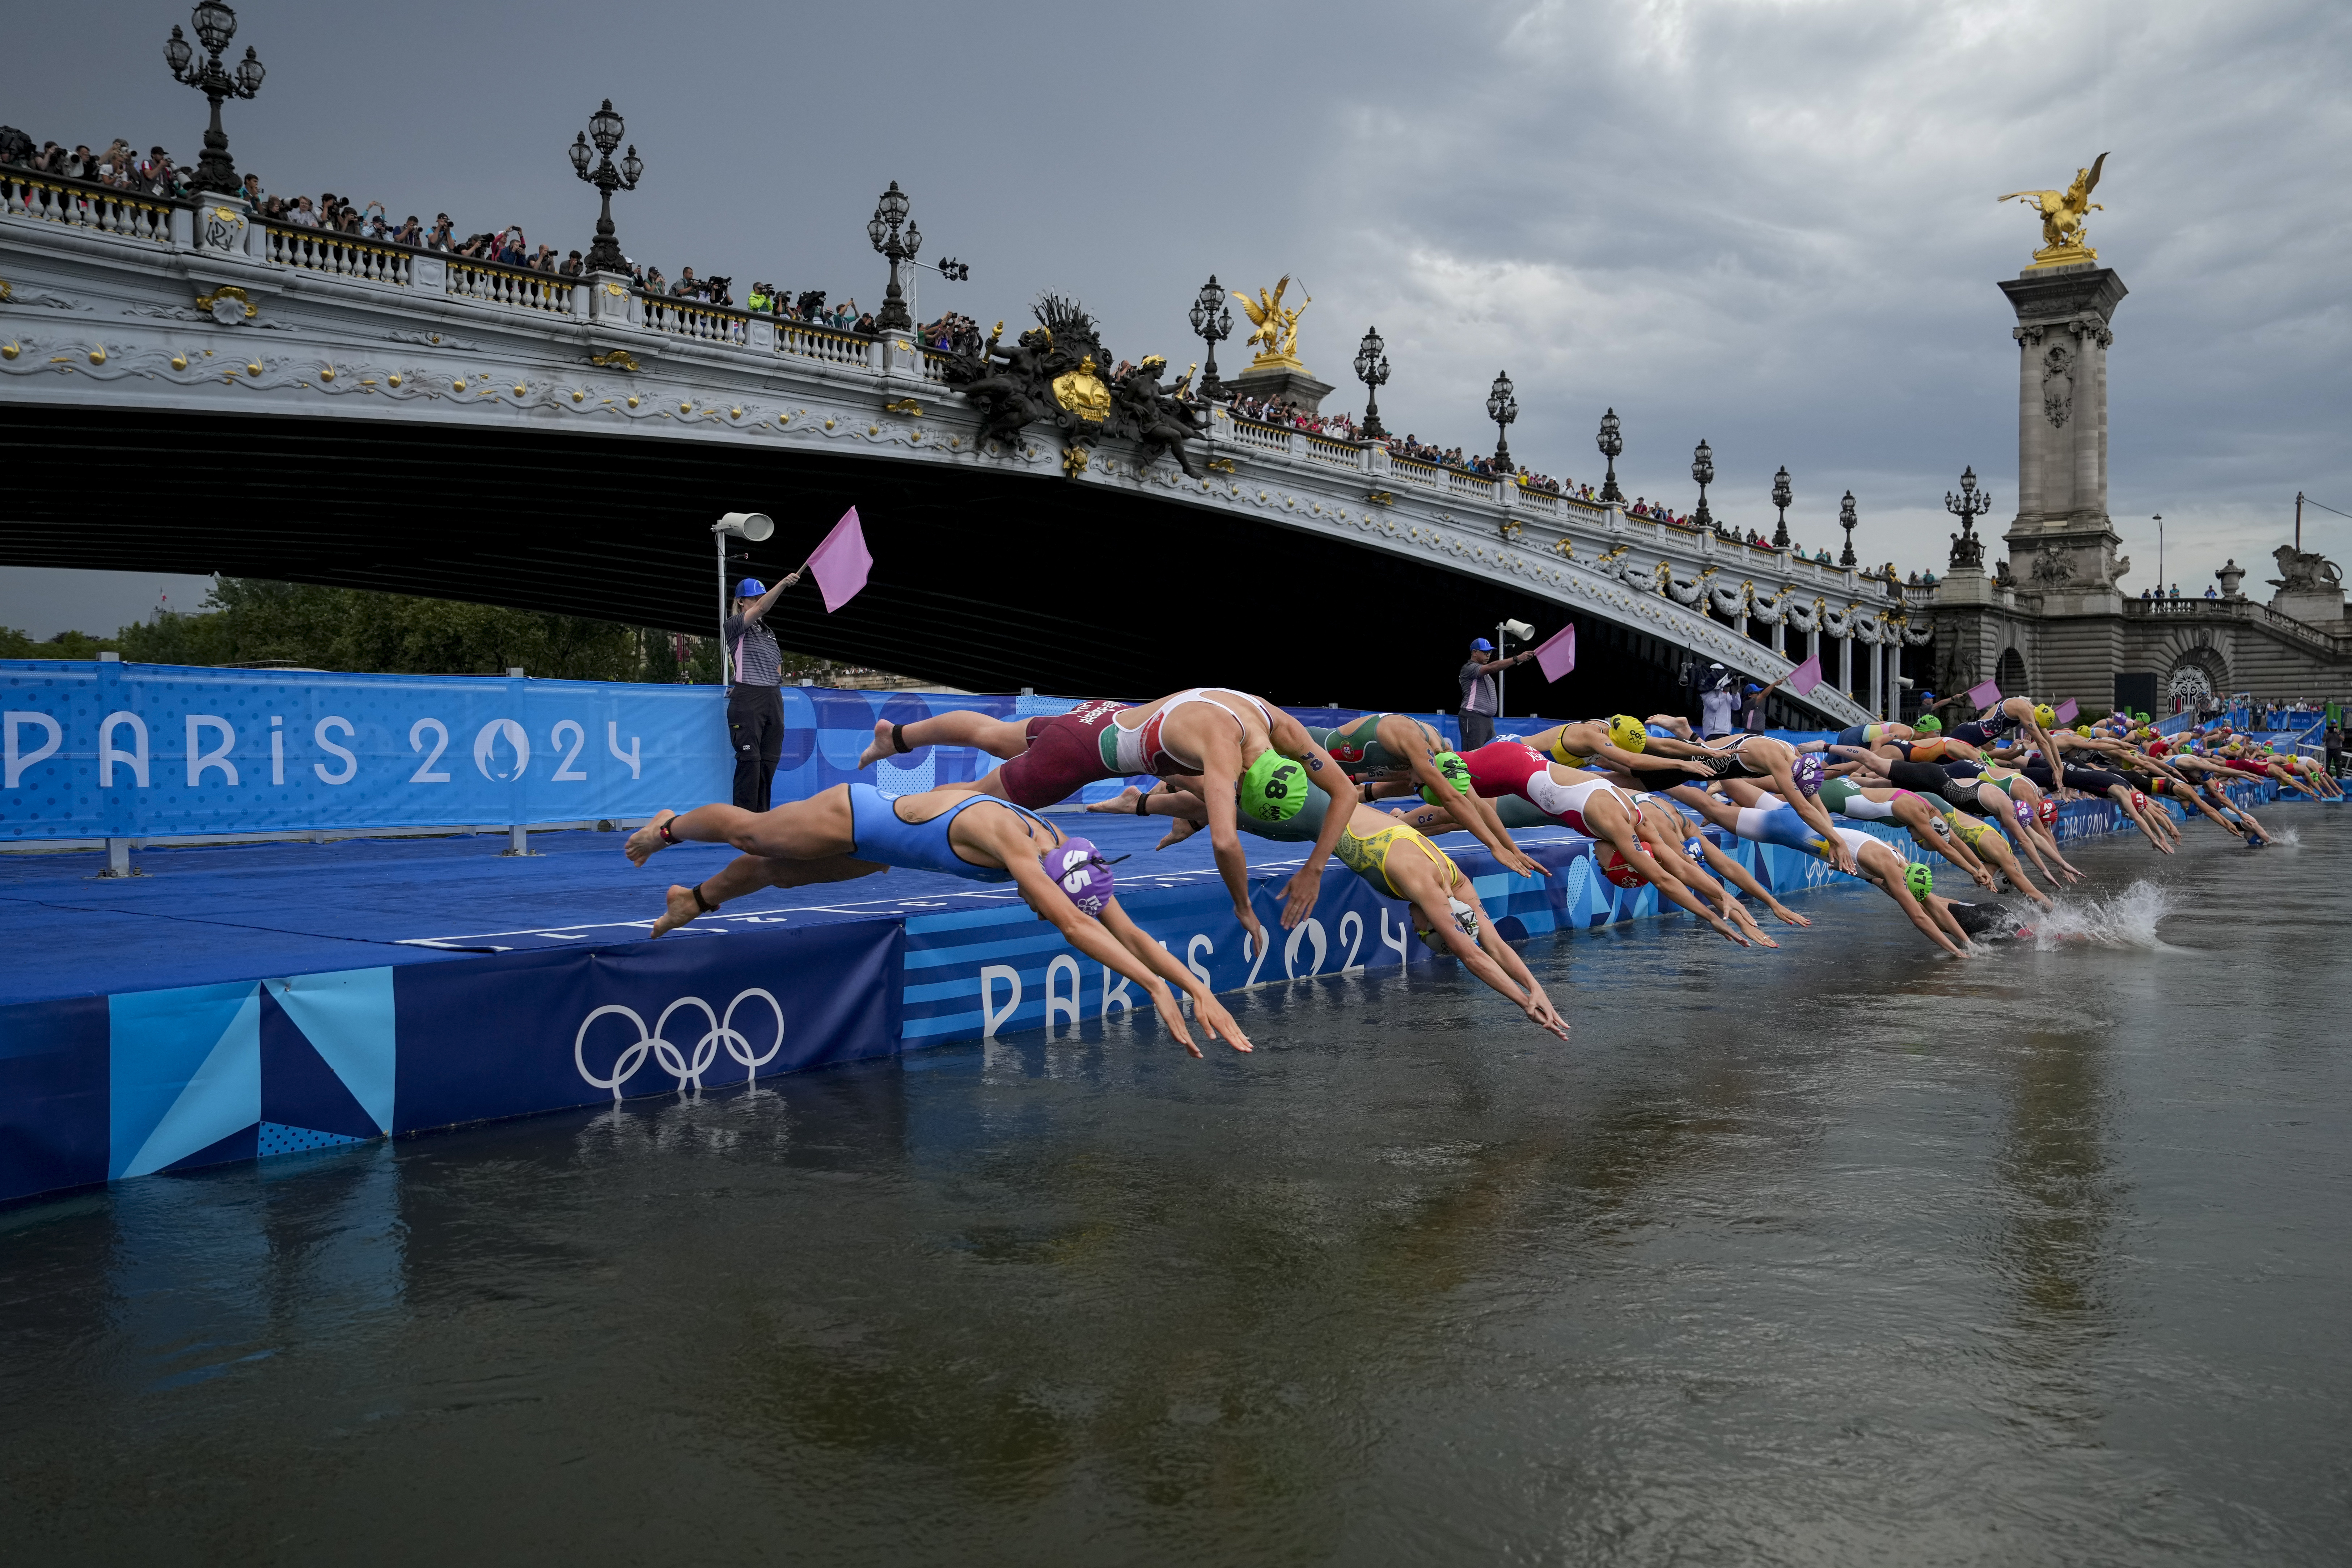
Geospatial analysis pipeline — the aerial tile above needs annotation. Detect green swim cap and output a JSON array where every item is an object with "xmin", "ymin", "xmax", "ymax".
[
  {"xmin": 1916, "ymin": 714, "xmax": 1942, "ymax": 734},
  {"xmin": 1239, "ymin": 750, "xmax": 1307, "ymax": 823},
  {"xmin": 1419, "ymin": 751, "xmax": 1472, "ymax": 806},
  {"xmin": 1904, "ymin": 861, "xmax": 1933, "ymax": 901}
]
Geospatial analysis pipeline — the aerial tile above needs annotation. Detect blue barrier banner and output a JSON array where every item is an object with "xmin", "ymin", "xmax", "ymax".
[{"xmin": 1, "ymin": 660, "xmax": 732, "ymax": 840}]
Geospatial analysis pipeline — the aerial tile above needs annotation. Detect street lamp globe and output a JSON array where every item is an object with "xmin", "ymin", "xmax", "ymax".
[
  {"xmin": 164, "ymin": 25, "xmax": 193, "ymax": 75},
  {"xmin": 567, "ymin": 131, "xmax": 592, "ymax": 176},
  {"xmin": 1839, "ymin": 490, "xmax": 1860, "ymax": 567},
  {"xmin": 1690, "ymin": 438, "xmax": 1715, "ymax": 529},
  {"xmin": 589, "ymin": 98, "xmax": 625, "ymax": 153},
  {"xmin": 233, "ymin": 46, "xmax": 263, "ymax": 94},
  {"xmin": 1354, "ymin": 326, "xmax": 1391, "ymax": 439},
  {"xmin": 879, "ymin": 180, "xmax": 910, "ymax": 229},
  {"xmin": 1771, "ymin": 465, "xmax": 1793, "ymax": 548},
  {"xmin": 192, "ymin": 0, "xmax": 237, "ymax": 55},
  {"xmin": 620, "ymin": 145, "xmax": 643, "ymax": 186},
  {"xmin": 1189, "ymin": 276, "xmax": 1234, "ymax": 399},
  {"xmin": 1596, "ymin": 407, "xmax": 1624, "ymax": 503}
]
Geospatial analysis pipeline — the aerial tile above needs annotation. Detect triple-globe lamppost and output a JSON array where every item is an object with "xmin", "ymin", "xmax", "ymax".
[
  {"xmin": 1486, "ymin": 371, "xmax": 1518, "ymax": 474},
  {"xmin": 1353, "ymin": 327, "xmax": 1391, "ymax": 439},
  {"xmin": 868, "ymin": 181, "xmax": 921, "ymax": 333},
  {"xmin": 1596, "ymin": 408, "xmax": 1624, "ymax": 503},
  {"xmin": 1839, "ymin": 490, "xmax": 1860, "ymax": 567},
  {"xmin": 1690, "ymin": 438, "xmax": 1715, "ymax": 531},
  {"xmin": 567, "ymin": 100, "xmax": 642, "ymax": 275},
  {"xmin": 162, "ymin": 0, "xmax": 265, "ymax": 196},
  {"xmin": 1771, "ymin": 465, "xmax": 1793, "ymax": 548},
  {"xmin": 1945, "ymin": 465, "xmax": 1992, "ymax": 571},
  {"xmin": 1189, "ymin": 277, "xmax": 1234, "ymax": 401}
]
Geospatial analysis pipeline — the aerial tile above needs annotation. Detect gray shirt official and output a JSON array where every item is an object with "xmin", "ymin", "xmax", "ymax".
[
  {"xmin": 1459, "ymin": 659, "xmax": 1498, "ymax": 717},
  {"xmin": 724, "ymin": 610, "xmax": 781, "ymax": 686}
]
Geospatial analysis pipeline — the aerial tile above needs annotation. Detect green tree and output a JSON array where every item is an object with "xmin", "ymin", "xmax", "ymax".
[{"xmin": 0, "ymin": 627, "xmax": 121, "ymax": 659}]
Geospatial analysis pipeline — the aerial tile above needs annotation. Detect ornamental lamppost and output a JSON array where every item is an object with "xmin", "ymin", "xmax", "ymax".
[
  {"xmin": 1839, "ymin": 490, "xmax": 1860, "ymax": 566},
  {"xmin": 867, "ymin": 181, "xmax": 922, "ymax": 333},
  {"xmin": 1353, "ymin": 326, "xmax": 1391, "ymax": 439},
  {"xmin": 1691, "ymin": 438, "xmax": 1716, "ymax": 531},
  {"xmin": 163, "ymin": 1, "xmax": 265, "ymax": 196},
  {"xmin": 1944, "ymin": 464, "xmax": 1991, "ymax": 571},
  {"xmin": 1596, "ymin": 407, "xmax": 1624, "ymax": 502},
  {"xmin": 1189, "ymin": 276, "xmax": 1234, "ymax": 401},
  {"xmin": 1771, "ymin": 466, "xmax": 1793, "ymax": 548},
  {"xmin": 567, "ymin": 100, "xmax": 642, "ymax": 275},
  {"xmin": 1486, "ymin": 371, "xmax": 1519, "ymax": 473}
]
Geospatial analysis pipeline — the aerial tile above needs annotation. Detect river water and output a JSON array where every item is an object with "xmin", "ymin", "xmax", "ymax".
[{"xmin": 3, "ymin": 816, "xmax": 2347, "ymax": 1565}]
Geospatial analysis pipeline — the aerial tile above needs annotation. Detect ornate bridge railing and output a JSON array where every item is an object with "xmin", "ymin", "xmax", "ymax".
[{"xmin": 2, "ymin": 169, "xmax": 178, "ymax": 246}]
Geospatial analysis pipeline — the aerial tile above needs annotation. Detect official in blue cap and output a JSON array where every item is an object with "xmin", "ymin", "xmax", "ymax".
[
  {"xmin": 1458, "ymin": 635, "xmax": 1532, "ymax": 753},
  {"xmin": 725, "ymin": 568, "xmax": 800, "ymax": 811}
]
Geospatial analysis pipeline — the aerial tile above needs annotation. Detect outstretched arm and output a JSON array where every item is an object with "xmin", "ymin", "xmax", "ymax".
[
  {"xmin": 1097, "ymin": 899, "xmax": 1251, "ymax": 1055},
  {"xmin": 1003, "ymin": 857, "xmax": 1206, "ymax": 1055}
]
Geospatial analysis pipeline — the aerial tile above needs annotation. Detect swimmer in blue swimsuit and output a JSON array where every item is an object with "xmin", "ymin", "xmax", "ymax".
[{"xmin": 626, "ymin": 785, "xmax": 1251, "ymax": 1057}]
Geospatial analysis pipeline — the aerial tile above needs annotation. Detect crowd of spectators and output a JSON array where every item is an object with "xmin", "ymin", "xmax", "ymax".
[
  {"xmin": 1228, "ymin": 395, "xmax": 1361, "ymax": 439},
  {"xmin": 0, "ymin": 134, "xmax": 193, "ymax": 198},
  {"xmin": 917, "ymin": 312, "xmax": 985, "ymax": 355}
]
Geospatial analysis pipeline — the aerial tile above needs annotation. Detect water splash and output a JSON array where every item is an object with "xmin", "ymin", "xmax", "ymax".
[
  {"xmin": 2026, "ymin": 880, "xmax": 2176, "ymax": 950},
  {"xmin": 2266, "ymin": 826, "xmax": 2302, "ymax": 849}
]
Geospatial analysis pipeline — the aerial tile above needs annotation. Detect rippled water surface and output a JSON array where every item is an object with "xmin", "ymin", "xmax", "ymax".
[{"xmin": 4, "ymin": 817, "xmax": 2349, "ymax": 1565}]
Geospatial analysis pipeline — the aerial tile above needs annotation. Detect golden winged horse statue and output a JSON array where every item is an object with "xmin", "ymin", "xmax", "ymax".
[
  {"xmin": 2000, "ymin": 152, "xmax": 2108, "ymax": 264},
  {"xmin": 1232, "ymin": 276, "xmax": 1312, "ymax": 368}
]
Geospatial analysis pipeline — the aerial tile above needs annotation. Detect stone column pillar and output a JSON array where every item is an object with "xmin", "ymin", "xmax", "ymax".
[
  {"xmin": 1869, "ymin": 640, "xmax": 1884, "ymax": 717},
  {"xmin": 1839, "ymin": 632, "xmax": 1853, "ymax": 698}
]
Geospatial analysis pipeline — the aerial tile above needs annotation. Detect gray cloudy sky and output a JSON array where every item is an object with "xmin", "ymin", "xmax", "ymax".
[{"xmin": 5, "ymin": 0, "xmax": 2347, "ymax": 637}]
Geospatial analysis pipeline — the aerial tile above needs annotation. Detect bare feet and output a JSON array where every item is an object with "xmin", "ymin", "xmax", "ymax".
[
  {"xmin": 651, "ymin": 883, "xmax": 705, "ymax": 938},
  {"xmin": 625, "ymin": 810, "xmax": 676, "ymax": 867},
  {"xmin": 1089, "ymin": 785, "xmax": 1145, "ymax": 815},
  {"xmin": 1156, "ymin": 816, "xmax": 1200, "ymax": 850},
  {"xmin": 855, "ymin": 718, "xmax": 909, "ymax": 771}
]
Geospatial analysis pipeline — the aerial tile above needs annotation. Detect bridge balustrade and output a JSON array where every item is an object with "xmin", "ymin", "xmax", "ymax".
[
  {"xmin": 265, "ymin": 224, "xmax": 415, "ymax": 288},
  {"xmin": 1, "ymin": 169, "xmax": 176, "ymax": 245}
]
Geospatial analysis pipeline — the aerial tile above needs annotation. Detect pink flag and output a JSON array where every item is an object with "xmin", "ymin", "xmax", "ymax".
[
  {"xmin": 2052, "ymin": 698, "xmax": 2079, "ymax": 725},
  {"xmin": 1785, "ymin": 652, "xmax": 1822, "ymax": 696},
  {"xmin": 1966, "ymin": 677, "xmax": 2002, "ymax": 709},
  {"xmin": 1534, "ymin": 624, "xmax": 1577, "ymax": 681},
  {"xmin": 805, "ymin": 507, "xmax": 871, "ymax": 613}
]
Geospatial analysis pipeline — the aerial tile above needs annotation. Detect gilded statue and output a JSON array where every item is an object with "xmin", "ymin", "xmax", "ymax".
[
  {"xmin": 1232, "ymin": 275, "xmax": 1312, "ymax": 369},
  {"xmin": 2000, "ymin": 152, "xmax": 2107, "ymax": 267}
]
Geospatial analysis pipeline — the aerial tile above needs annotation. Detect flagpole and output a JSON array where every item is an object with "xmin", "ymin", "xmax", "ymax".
[{"xmin": 716, "ymin": 530, "xmax": 729, "ymax": 688}]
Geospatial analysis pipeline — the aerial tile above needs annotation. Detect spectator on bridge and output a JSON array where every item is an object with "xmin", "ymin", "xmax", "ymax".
[
  {"xmin": 2204, "ymin": 583, "xmax": 2218, "ymax": 599},
  {"xmin": 424, "ymin": 214, "xmax": 453, "ymax": 251},
  {"xmin": 392, "ymin": 215, "xmax": 422, "ymax": 247},
  {"xmin": 724, "ymin": 571, "xmax": 802, "ymax": 813},
  {"xmin": 2170, "ymin": 583, "xmax": 2182, "ymax": 599},
  {"xmin": 558, "ymin": 249, "xmax": 583, "ymax": 277},
  {"xmin": 1458, "ymin": 637, "xmax": 1532, "ymax": 752},
  {"xmin": 287, "ymin": 195, "xmax": 319, "ymax": 228}
]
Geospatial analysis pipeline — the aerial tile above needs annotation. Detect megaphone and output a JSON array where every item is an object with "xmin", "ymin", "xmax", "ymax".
[
  {"xmin": 713, "ymin": 510, "xmax": 774, "ymax": 542},
  {"xmin": 1501, "ymin": 618, "xmax": 1536, "ymax": 642}
]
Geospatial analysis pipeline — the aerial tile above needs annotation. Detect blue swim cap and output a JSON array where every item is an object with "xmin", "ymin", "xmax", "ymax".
[{"xmin": 736, "ymin": 578, "xmax": 767, "ymax": 598}]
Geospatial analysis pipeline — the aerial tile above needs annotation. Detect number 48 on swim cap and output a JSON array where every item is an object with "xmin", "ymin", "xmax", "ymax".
[
  {"xmin": 1419, "ymin": 751, "xmax": 1472, "ymax": 806},
  {"xmin": 1240, "ymin": 751, "xmax": 1308, "ymax": 823}
]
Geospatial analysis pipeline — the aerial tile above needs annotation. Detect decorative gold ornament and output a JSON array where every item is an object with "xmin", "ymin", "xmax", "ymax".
[
  {"xmin": 572, "ymin": 390, "xmax": 584, "ymax": 402},
  {"xmin": 679, "ymin": 401, "xmax": 692, "ymax": 414},
  {"xmin": 1365, "ymin": 490, "xmax": 1393, "ymax": 506},
  {"xmin": 2001, "ymin": 152, "xmax": 2108, "ymax": 270},
  {"xmin": 88, "ymin": 346, "xmax": 107, "ymax": 365},
  {"xmin": 1061, "ymin": 444, "xmax": 1091, "ymax": 477},
  {"xmin": 883, "ymin": 398, "xmax": 924, "ymax": 416},
  {"xmin": 513, "ymin": 384, "xmax": 526, "ymax": 396},
  {"xmin": 1231, "ymin": 276, "xmax": 1312, "ymax": 371},
  {"xmin": 246, "ymin": 360, "xmax": 261, "ymax": 375},
  {"xmin": 388, "ymin": 373, "xmax": 402, "ymax": 388},
  {"xmin": 0, "ymin": 279, "xmax": 12, "ymax": 301},
  {"xmin": 868, "ymin": 424, "xmax": 880, "ymax": 436},
  {"xmin": 194, "ymin": 284, "xmax": 258, "ymax": 320},
  {"xmin": 1499, "ymin": 519, "xmax": 1524, "ymax": 541},
  {"xmin": 587, "ymin": 348, "xmax": 639, "ymax": 372},
  {"xmin": 320, "ymin": 365, "xmax": 335, "ymax": 381},
  {"xmin": 170, "ymin": 352, "xmax": 188, "ymax": 370},
  {"xmin": 626, "ymin": 395, "xmax": 640, "ymax": 408},
  {"xmin": 605, "ymin": 283, "xmax": 626, "ymax": 297},
  {"xmin": 0, "ymin": 342, "xmax": 16, "ymax": 360},
  {"xmin": 1052, "ymin": 356, "xmax": 1112, "ymax": 424},
  {"xmin": 824, "ymin": 417, "xmax": 836, "ymax": 429},
  {"xmin": 453, "ymin": 378, "xmax": 466, "ymax": 391},
  {"xmin": 1207, "ymin": 457, "xmax": 1238, "ymax": 475}
]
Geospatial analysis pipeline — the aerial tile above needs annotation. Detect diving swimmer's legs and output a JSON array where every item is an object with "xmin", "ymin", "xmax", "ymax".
[
  {"xmin": 651, "ymin": 853, "xmax": 886, "ymax": 937},
  {"xmin": 855, "ymin": 711, "xmax": 1033, "ymax": 772}
]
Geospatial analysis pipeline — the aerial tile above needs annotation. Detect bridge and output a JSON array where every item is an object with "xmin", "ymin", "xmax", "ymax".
[{"xmin": 0, "ymin": 167, "xmax": 1916, "ymax": 722}]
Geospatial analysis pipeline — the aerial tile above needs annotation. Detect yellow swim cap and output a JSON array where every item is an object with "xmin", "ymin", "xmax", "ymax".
[
  {"xmin": 2075, "ymin": 723, "xmax": 2091, "ymax": 736},
  {"xmin": 2034, "ymin": 703, "xmax": 2056, "ymax": 727},
  {"xmin": 1607, "ymin": 714, "xmax": 1647, "ymax": 753}
]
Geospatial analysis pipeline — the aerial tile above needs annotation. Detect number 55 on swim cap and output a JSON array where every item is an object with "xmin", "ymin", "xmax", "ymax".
[{"xmin": 1240, "ymin": 752, "xmax": 1308, "ymax": 823}]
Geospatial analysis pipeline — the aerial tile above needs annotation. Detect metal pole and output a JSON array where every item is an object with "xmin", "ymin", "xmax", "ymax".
[
  {"xmin": 716, "ymin": 530, "xmax": 730, "ymax": 688},
  {"xmin": 2297, "ymin": 491, "xmax": 2304, "ymax": 552},
  {"xmin": 1494, "ymin": 620, "xmax": 1507, "ymax": 718}
]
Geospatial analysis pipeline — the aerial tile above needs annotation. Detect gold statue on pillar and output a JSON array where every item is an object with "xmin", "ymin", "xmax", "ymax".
[
  {"xmin": 1232, "ymin": 276, "xmax": 1312, "ymax": 371},
  {"xmin": 2000, "ymin": 152, "xmax": 2107, "ymax": 270}
]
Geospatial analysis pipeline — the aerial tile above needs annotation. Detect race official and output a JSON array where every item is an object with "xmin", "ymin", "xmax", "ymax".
[{"xmin": 724, "ymin": 572, "xmax": 799, "ymax": 811}]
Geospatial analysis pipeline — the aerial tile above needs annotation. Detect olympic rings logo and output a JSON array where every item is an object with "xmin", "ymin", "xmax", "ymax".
[{"xmin": 574, "ymin": 989, "xmax": 785, "ymax": 1099}]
